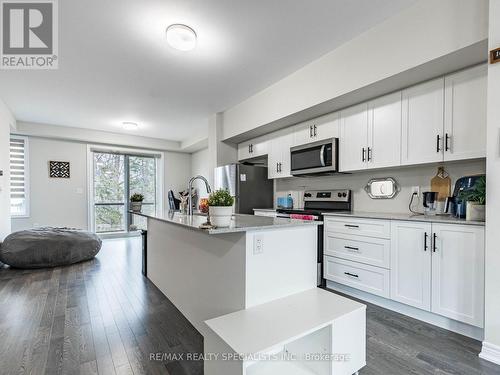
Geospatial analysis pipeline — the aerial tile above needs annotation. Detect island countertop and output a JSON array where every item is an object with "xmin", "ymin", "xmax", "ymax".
[{"xmin": 132, "ymin": 211, "xmax": 321, "ymax": 234}]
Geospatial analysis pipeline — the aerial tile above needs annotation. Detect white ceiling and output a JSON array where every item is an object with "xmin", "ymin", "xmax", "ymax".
[{"xmin": 0, "ymin": 0, "xmax": 416, "ymax": 142}]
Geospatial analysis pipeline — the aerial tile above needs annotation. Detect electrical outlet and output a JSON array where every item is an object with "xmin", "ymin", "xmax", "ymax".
[
  {"xmin": 254, "ymin": 236, "xmax": 264, "ymax": 255},
  {"xmin": 411, "ymin": 186, "xmax": 420, "ymax": 196}
]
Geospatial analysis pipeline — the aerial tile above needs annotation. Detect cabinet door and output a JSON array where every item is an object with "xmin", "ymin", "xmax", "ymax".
[
  {"xmin": 293, "ymin": 122, "xmax": 315, "ymax": 147},
  {"xmin": 368, "ymin": 92, "xmax": 402, "ymax": 169},
  {"xmin": 401, "ymin": 78, "xmax": 444, "ymax": 165},
  {"xmin": 444, "ymin": 64, "xmax": 487, "ymax": 161},
  {"xmin": 339, "ymin": 103, "xmax": 369, "ymax": 172},
  {"xmin": 390, "ymin": 221, "xmax": 432, "ymax": 311},
  {"xmin": 238, "ymin": 141, "xmax": 252, "ymax": 161},
  {"xmin": 268, "ymin": 134, "xmax": 281, "ymax": 179},
  {"xmin": 278, "ymin": 131, "xmax": 294, "ymax": 178},
  {"xmin": 431, "ymin": 224, "xmax": 485, "ymax": 327},
  {"xmin": 312, "ymin": 112, "xmax": 339, "ymax": 141}
]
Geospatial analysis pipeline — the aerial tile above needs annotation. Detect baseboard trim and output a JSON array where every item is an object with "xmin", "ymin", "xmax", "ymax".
[
  {"xmin": 326, "ymin": 280, "xmax": 484, "ymax": 340},
  {"xmin": 479, "ymin": 342, "xmax": 500, "ymax": 365}
]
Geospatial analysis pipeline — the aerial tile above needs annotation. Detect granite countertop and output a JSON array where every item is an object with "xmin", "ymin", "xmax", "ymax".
[
  {"xmin": 252, "ymin": 208, "xmax": 276, "ymax": 212},
  {"xmin": 321, "ymin": 211, "xmax": 485, "ymax": 226},
  {"xmin": 131, "ymin": 211, "xmax": 321, "ymax": 234}
]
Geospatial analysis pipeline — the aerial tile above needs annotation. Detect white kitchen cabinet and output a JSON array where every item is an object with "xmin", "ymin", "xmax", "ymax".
[
  {"xmin": 444, "ymin": 64, "xmax": 487, "ymax": 161},
  {"xmin": 367, "ymin": 92, "xmax": 402, "ymax": 169},
  {"xmin": 237, "ymin": 135, "xmax": 269, "ymax": 161},
  {"xmin": 294, "ymin": 112, "xmax": 339, "ymax": 147},
  {"xmin": 431, "ymin": 224, "xmax": 484, "ymax": 327},
  {"xmin": 401, "ymin": 78, "xmax": 445, "ymax": 165},
  {"xmin": 339, "ymin": 103, "xmax": 369, "ymax": 172},
  {"xmin": 268, "ymin": 129, "xmax": 293, "ymax": 179},
  {"xmin": 390, "ymin": 221, "xmax": 432, "ymax": 311}
]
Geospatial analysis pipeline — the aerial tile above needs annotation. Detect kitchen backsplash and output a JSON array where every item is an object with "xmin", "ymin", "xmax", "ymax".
[{"xmin": 275, "ymin": 160, "xmax": 486, "ymax": 213}]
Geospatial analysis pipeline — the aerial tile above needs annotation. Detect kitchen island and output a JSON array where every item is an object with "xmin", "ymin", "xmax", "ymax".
[{"xmin": 134, "ymin": 211, "xmax": 366, "ymax": 375}]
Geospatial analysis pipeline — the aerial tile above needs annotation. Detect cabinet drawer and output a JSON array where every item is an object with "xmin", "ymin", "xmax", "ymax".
[
  {"xmin": 324, "ymin": 234, "xmax": 390, "ymax": 269},
  {"xmin": 324, "ymin": 256, "xmax": 390, "ymax": 298},
  {"xmin": 324, "ymin": 217, "xmax": 391, "ymax": 239}
]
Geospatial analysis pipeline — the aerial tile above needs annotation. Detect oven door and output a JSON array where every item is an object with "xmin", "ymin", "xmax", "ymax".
[{"xmin": 290, "ymin": 138, "xmax": 338, "ymax": 176}]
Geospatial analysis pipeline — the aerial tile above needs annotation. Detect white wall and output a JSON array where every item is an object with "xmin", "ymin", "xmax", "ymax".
[
  {"xmin": 191, "ymin": 148, "xmax": 211, "ymax": 198},
  {"xmin": 276, "ymin": 160, "xmax": 485, "ymax": 213},
  {"xmin": 222, "ymin": 0, "xmax": 488, "ymax": 140},
  {"xmin": 481, "ymin": 0, "xmax": 500, "ymax": 363},
  {"xmin": 11, "ymin": 138, "xmax": 88, "ymax": 231},
  {"xmin": 11, "ymin": 137, "xmax": 192, "ymax": 232},
  {"xmin": 0, "ymin": 100, "xmax": 15, "ymax": 240}
]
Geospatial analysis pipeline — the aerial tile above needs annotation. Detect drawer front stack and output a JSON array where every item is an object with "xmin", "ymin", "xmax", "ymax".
[{"xmin": 324, "ymin": 217, "xmax": 391, "ymax": 298}]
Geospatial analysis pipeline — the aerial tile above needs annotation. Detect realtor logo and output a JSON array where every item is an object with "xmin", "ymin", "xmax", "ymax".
[{"xmin": 0, "ymin": 0, "xmax": 58, "ymax": 69}]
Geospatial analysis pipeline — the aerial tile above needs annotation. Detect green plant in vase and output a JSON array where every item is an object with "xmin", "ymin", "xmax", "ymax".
[
  {"xmin": 458, "ymin": 176, "xmax": 486, "ymax": 221},
  {"xmin": 207, "ymin": 189, "xmax": 234, "ymax": 227}
]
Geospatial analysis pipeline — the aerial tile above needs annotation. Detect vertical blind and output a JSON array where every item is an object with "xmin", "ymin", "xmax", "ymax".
[{"xmin": 10, "ymin": 137, "xmax": 27, "ymax": 215}]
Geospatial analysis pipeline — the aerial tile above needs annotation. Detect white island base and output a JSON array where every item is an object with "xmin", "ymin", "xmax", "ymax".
[{"xmin": 143, "ymin": 213, "xmax": 366, "ymax": 374}]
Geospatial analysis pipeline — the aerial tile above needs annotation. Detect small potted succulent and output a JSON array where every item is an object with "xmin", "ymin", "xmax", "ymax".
[
  {"xmin": 207, "ymin": 189, "xmax": 234, "ymax": 227},
  {"xmin": 130, "ymin": 193, "xmax": 145, "ymax": 213},
  {"xmin": 459, "ymin": 176, "xmax": 486, "ymax": 221}
]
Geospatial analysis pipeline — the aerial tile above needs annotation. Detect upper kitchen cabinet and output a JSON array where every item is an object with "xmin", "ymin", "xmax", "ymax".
[
  {"xmin": 268, "ymin": 129, "xmax": 294, "ymax": 179},
  {"xmin": 444, "ymin": 64, "xmax": 487, "ymax": 161},
  {"xmin": 367, "ymin": 92, "xmax": 402, "ymax": 169},
  {"xmin": 339, "ymin": 102, "xmax": 369, "ymax": 172},
  {"xmin": 293, "ymin": 112, "xmax": 339, "ymax": 147},
  {"xmin": 401, "ymin": 77, "xmax": 445, "ymax": 166},
  {"xmin": 237, "ymin": 135, "xmax": 269, "ymax": 161}
]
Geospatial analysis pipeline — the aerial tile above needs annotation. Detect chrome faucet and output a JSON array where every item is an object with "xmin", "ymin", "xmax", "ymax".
[{"xmin": 187, "ymin": 175, "xmax": 212, "ymax": 216}]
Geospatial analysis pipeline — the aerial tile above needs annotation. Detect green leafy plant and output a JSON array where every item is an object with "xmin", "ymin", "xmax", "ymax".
[
  {"xmin": 208, "ymin": 189, "xmax": 234, "ymax": 207},
  {"xmin": 458, "ymin": 176, "xmax": 486, "ymax": 205},
  {"xmin": 130, "ymin": 193, "xmax": 145, "ymax": 202}
]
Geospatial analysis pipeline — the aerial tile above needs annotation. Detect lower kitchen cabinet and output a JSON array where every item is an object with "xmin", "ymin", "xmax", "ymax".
[
  {"xmin": 390, "ymin": 221, "xmax": 432, "ymax": 311},
  {"xmin": 431, "ymin": 224, "xmax": 485, "ymax": 327},
  {"xmin": 325, "ymin": 217, "xmax": 485, "ymax": 328}
]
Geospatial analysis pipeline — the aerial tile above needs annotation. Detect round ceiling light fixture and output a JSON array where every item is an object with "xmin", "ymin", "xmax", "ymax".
[
  {"xmin": 166, "ymin": 24, "xmax": 197, "ymax": 51},
  {"xmin": 122, "ymin": 121, "xmax": 138, "ymax": 130}
]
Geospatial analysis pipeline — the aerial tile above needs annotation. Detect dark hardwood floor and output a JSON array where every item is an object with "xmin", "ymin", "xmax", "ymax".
[{"xmin": 0, "ymin": 237, "xmax": 499, "ymax": 375}]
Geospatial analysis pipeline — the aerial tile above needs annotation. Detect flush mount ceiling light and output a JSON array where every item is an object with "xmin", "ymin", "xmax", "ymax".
[
  {"xmin": 166, "ymin": 24, "xmax": 197, "ymax": 51},
  {"xmin": 122, "ymin": 122, "xmax": 138, "ymax": 130}
]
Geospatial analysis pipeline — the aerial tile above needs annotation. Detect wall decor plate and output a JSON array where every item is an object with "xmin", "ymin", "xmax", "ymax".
[
  {"xmin": 49, "ymin": 161, "xmax": 70, "ymax": 178},
  {"xmin": 365, "ymin": 177, "xmax": 400, "ymax": 199}
]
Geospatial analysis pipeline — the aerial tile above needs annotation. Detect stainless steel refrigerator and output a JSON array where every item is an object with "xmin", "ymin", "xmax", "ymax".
[{"xmin": 214, "ymin": 164, "xmax": 273, "ymax": 214}]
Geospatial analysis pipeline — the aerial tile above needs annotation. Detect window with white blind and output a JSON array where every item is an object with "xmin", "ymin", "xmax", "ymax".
[{"xmin": 10, "ymin": 136, "xmax": 29, "ymax": 217}]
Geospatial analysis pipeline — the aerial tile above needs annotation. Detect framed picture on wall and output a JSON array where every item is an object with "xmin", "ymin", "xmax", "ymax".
[{"xmin": 49, "ymin": 161, "xmax": 70, "ymax": 178}]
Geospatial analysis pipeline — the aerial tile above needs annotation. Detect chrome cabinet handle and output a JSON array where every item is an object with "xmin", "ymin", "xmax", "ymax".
[
  {"xmin": 362, "ymin": 148, "xmax": 366, "ymax": 162},
  {"xmin": 313, "ymin": 125, "xmax": 317, "ymax": 137},
  {"xmin": 424, "ymin": 232, "xmax": 428, "ymax": 251},
  {"xmin": 367, "ymin": 147, "xmax": 372, "ymax": 161},
  {"xmin": 433, "ymin": 233, "xmax": 437, "ymax": 252},
  {"xmin": 310, "ymin": 126, "xmax": 313, "ymax": 138},
  {"xmin": 436, "ymin": 134, "xmax": 441, "ymax": 153},
  {"xmin": 345, "ymin": 224, "xmax": 359, "ymax": 228},
  {"xmin": 445, "ymin": 133, "xmax": 450, "ymax": 152}
]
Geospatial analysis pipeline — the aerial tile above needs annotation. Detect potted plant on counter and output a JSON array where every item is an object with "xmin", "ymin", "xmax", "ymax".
[
  {"xmin": 130, "ymin": 193, "xmax": 145, "ymax": 213},
  {"xmin": 459, "ymin": 176, "xmax": 486, "ymax": 221},
  {"xmin": 207, "ymin": 189, "xmax": 234, "ymax": 227}
]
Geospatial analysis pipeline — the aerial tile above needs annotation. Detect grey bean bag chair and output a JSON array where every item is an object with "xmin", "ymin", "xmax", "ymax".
[{"xmin": 0, "ymin": 227, "xmax": 102, "ymax": 268}]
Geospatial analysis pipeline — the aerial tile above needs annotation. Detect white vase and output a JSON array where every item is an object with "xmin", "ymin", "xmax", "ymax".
[
  {"xmin": 131, "ymin": 201, "xmax": 142, "ymax": 213},
  {"xmin": 466, "ymin": 202, "xmax": 485, "ymax": 221},
  {"xmin": 209, "ymin": 206, "xmax": 233, "ymax": 227}
]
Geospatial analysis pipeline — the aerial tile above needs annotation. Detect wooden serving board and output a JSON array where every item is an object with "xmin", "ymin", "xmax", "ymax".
[{"xmin": 431, "ymin": 167, "xmax": 451, "ymax": 201}]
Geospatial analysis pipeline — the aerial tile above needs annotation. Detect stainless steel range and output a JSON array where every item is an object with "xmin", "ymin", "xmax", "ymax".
[{"xmin": 276, "ymin": 189, "xmax": 352, "ymax": 286}]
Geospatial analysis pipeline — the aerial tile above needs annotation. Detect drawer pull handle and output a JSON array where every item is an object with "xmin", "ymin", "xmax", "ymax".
[
  {"xmin": 344, "ymin": 272, "xmax": 359, "ymax": 278},
  {"xmin": 345, "ymin": 224, "xmax": 359, "ymax": 228},
  {"xmin": 344, "ymin": 246, "xmax": 359, "ymax": 251}
]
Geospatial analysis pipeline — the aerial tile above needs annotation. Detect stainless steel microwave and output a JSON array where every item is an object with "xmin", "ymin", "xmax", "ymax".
[{"xmin": 290, "ymin": 138, "xmax": 339, "ymax": 176}]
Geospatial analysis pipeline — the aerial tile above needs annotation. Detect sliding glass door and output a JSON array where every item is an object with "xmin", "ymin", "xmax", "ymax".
[{"xmin": 92, "ymin": 151, "xmax": 158, "ymax": 233}]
